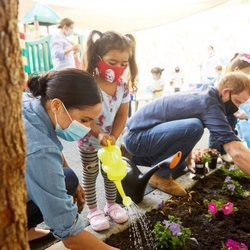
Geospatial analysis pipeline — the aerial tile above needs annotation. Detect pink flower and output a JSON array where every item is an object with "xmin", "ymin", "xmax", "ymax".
[
  {"xmin": 208, "ymin": 202, "xmax": 217, "ymax": 215},
  {"xmin": 240, "ymin": 243, "xmax": 248, "ymax": 250},
  {"xmin": 226, "ymin": 239, "xmax": 240, "ymax": 250},
  {"xmin": 221, "ymin": 202, "xmax": 234, "ymax": 215},
  {"xmin": 226, "ymin": 239, "xmax": 248, "ymax": 250}
]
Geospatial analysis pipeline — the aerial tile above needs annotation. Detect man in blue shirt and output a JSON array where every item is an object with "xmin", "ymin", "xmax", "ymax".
[{"xmin": 124, "ymin": 72, "xmax": 250, "ymax": 196}]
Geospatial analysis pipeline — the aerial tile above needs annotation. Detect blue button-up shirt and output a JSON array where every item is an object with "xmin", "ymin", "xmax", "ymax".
[
  {"xmin": 50, "ymin": 32, "xmax": 75, "ymax": 70},
  {"xmin": 127, "ymin": 88, "xmax": 240, "ymax": 149},
  {"xmin": 22, "ymin": 96, "xmax": 85, "ymax": 239}
]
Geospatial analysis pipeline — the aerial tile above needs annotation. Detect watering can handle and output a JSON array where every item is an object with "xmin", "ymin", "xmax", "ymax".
[{"xmin": 106, "ymin": 139, "xmax": 111, "ymax": 147}]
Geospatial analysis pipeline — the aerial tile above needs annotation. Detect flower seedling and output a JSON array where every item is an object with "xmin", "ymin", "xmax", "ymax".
[
  {"xmin": 222, "ymin": 239, "xmax": 249, "ymax": 250},
  {"xmin": 153, "ymin": 215, "xmax": 191, "ymax": 250},
  {"xmin": 204, "ymin": 198, "xmax": 238, "ymax": 219},
  {"xmin": 221, "ymin": 165, "xmax": 250, "ymax": 180},
  {"xmin": 222, "ymin": 176, "xmax": 245, "ymax": 198}
]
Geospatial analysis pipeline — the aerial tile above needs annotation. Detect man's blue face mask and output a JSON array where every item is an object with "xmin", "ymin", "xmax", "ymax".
[{"xmin": 55, "ymin": 103, "xmax": 90, "ymax": 141}]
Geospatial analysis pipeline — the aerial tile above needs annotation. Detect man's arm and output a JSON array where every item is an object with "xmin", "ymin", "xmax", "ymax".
[{"xmin": 224, "ymin": 141, "xmax": 250, "ymax": 175}]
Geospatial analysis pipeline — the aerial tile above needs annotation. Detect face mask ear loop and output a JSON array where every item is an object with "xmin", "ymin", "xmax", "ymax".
[
  {"xmin": 53, "ymin": 106, "xmax": 59, "ymax": 125},
  {"xmin": 61, "ymin": 102, "xmax": 73, "ymax": 122}
]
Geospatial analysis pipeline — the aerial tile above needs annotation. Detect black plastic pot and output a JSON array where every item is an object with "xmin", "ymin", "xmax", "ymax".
[
  {"xmin": 208, "ymin": 157, "xmax": 218, "ymax": 169},
  {"xmin": 195, "ymin": 162, "xmax": 205, "ymax": 175}
]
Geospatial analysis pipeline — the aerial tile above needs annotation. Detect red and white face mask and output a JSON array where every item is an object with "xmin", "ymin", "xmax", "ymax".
[{"xmin": 97, "ymin": 59, "xmax": 127, "ymax": 83}]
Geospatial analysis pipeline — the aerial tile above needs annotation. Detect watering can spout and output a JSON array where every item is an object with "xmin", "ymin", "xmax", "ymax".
[{"xmin": 114, "ymin": 181, "xmax": 132, "ymax": 207}]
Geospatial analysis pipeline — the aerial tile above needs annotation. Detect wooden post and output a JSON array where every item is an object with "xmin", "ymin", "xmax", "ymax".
[{"xmin": 0, "ymin": 0, "xmax": 29, "ymax": 249}]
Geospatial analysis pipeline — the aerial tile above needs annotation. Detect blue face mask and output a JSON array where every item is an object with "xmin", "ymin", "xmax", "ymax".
[
  {"xmin": 55, "ymin": 103, "xmax": 91, "ymax": 141},
  {"xmin": 66, "ymin": 30, "xmax": 73, "ymax": 37}
]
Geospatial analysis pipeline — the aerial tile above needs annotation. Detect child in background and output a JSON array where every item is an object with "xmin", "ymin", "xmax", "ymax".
[
  {"xmin": 78, "ymin": 30, "xmax": 138, "ymax": 231},
  {"xmin": 150, "ymin": 67, "xmax": 164, "ymax": 98},
  {"xmin": 170, "ymin": 66, "xmax": 184, "ymax": 92}
]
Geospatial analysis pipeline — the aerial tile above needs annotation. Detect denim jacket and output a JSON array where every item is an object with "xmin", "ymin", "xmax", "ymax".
[{"xmin": 22, "ymin": 95, "xmax": 85, "ymax": 239}]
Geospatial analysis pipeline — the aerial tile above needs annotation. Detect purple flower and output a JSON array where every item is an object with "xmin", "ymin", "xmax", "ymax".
[
  {"xmin": 163, "ymin": 220, "xmax": 171, "ymax": 227},
  {"xmin": 229, "ymin": 165, "xmax": 235, "ymax": 170},
  {"xmin": 169, "ymin": 222, "xmax": 181, "ymax": 236},
  {"xmin": 208, "ymin": 202, "xmax": 217, "ymax": 215},
  {"xmin": 221, "ymin": 202, "xmax": 234, "ymax": 215},
  {"xmin": 226, "ymin": 239, "xmax": 240, "ymax": 250},
  {"xmin": 227, "ymin": 184, "xmax": 235, "ymax": 192},
  {"xmin": 158, "ymin": 200, "xmax": 164, "ymax": 209},
  {"xmin": 225, "ymin": 176, "xmax": 232, "ymax": 183}
]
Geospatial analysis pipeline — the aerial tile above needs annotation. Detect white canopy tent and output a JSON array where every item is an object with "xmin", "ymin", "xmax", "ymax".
[
  {"xmin": 18, "ymin": 0, "xmax": 250, "ymax": 87},
  {"xmin": 19, "ymin": 0, "xmax": 229, "ymax": 33}
]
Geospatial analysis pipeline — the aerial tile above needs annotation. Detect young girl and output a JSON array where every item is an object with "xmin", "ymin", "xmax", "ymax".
[{"xmin": 78, "ymin": 30, "xmax": 138, "ymax": 231}]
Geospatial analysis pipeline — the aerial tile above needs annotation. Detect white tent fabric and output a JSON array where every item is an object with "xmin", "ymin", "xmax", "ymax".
[{"xmin": 19, "ymin": 0, "xmax": 228, "ymax": 32}]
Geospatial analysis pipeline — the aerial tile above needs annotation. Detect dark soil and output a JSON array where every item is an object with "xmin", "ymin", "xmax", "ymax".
[{"xmin": 105, "ymin": 169, "xmax": 250, "ymax": 250}]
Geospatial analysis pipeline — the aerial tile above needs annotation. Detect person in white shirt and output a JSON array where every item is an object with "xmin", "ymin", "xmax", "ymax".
[
  {"xmin": 50, "ymin": 18, "xmax": 80, "ymax": 70},
  {"xmin": 150, "ymin": 67, "xmax": 165, "ymax": 98},
  {"xmin": 201, "ymin": 45, "xmax": 222, "ymax": 87},
  {"xmin": 170, "ymin": 66, "xmax": 184, "ymax": 92}
]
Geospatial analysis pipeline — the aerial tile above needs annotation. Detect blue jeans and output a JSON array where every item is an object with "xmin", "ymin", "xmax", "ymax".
[
  {"xmin": 124, "ymin": 118, "xmax": 204, "ymax": 178},
  {"xmin": 27, "ymin": 167, "xmax": 79, "ymax": 229}
]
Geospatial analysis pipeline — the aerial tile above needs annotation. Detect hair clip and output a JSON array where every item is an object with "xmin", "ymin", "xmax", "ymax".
[{"xmin": 240, "ymin": 54, "xmax": 250, "ymax": 63}]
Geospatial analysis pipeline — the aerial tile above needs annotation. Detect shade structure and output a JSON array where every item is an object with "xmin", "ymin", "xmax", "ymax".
[
  {"xmin": 19, "ymin": 0, "xmax": 229, "ymax": 32},
  {"xmin": 22, "ymin": 2, "xmax": 60, "ymax": 26}
]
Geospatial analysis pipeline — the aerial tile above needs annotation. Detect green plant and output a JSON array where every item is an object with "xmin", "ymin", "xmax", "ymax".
[
  {"xmin": 193, "ymin": 148, "xmax": 212, "ymax": 164},
  {"xmin": 221, "ymin": 176, "xmax": 245, "ymax": 198},
  {"xmin": 152, "ymin": 215, "xmax": 191, "ymax": 250},
  {"xmin": 201, "ymin": 152, "xmax": 212, "ymax": 164},
  {"xmin": 221, "ymin": 165, "xmax": 250, "ymax": 180}
]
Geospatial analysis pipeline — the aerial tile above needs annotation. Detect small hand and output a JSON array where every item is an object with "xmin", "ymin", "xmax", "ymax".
[
  {"xmin": 73, "ymin": 184, "xmax": 85, "ymax": 213},
  {"xmin": 186, "ymin": 158, "xmax": 196, "ymax": 174},
  {"xmin": 234, "ymin": 109, "xmax": 248, "ymax": 120},
  {"xmin": 98, "ymin": 132, "xmax": 116, "ymax": 146},
  {"xmin": 72, "ymin": 44, "xmax": 80, "ymax": 52}
]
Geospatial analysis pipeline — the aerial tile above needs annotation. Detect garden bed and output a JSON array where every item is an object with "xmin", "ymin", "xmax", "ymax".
[{"xmin": 105, "ymin": 168, "xmax": 250, "ymax": 249}]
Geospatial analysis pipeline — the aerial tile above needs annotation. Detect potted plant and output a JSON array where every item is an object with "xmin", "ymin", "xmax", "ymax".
[
  {"xmin": 193, "ymin": 149, "xmax": 211, "ymax": 175},
  {"xmin": 204, "ymin": 148, "xmax": 220, "ymax": 169}
]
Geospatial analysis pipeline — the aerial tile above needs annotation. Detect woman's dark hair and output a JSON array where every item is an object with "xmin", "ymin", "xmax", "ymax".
[
  {"xmin": 85, "ymin": 30, "xmax": 138, "ymax": 91},
  {"xmin": 28, "ymin": 69, "xmax": 102, "ymax": 109},
  {"xmin": 58, "ymin": 18, "xmax": 74, "ymax": 29}
]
